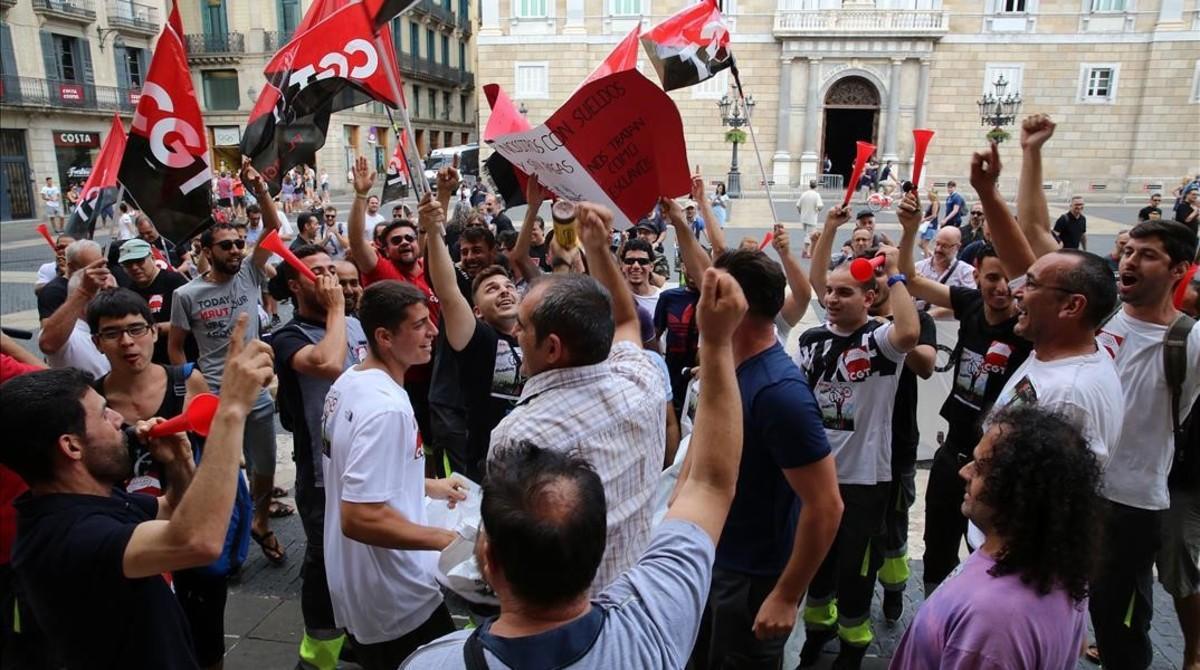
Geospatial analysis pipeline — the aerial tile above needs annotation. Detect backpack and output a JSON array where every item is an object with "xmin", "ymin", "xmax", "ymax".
[{"xmin": 1166, "ymin": 313, "xmax": 1198, "ymax": 491}]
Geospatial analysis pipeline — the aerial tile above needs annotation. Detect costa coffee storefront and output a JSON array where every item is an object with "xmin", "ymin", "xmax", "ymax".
[{"xmin": 53, "ymin": 130, "xmax": 100, "ymax": 190}]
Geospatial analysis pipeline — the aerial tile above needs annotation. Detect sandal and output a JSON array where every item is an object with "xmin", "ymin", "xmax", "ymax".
[
  {"xmin": 271, "ymin": 486, "xmax": 288, "ymax": 498},
  {"xmin": 251, "ymin": 530, "xmax": 287, "ymax": 565},
  {"xmin": 1085, "ymin": 643, "xmax": 1101, "ymax": 665},
  {"xmin": 268, "ymin": 500, "xmax": 294, "ymax": 518}
]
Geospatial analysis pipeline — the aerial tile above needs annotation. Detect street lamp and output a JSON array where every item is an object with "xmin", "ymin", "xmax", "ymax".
[
  {"xmin": 717, "ymin": 91, "xmax": 754, "ymax": 198},
  {"xmin": 977, "ymin": 74, "xmax": 1022, "ymax": 143},
  {"xmin": 518, "ymin": 102, "xmax": 528, "ymax": 118}
]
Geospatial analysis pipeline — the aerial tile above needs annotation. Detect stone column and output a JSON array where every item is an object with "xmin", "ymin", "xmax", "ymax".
[
  {"xmin": 882, "ymin": 58, "xmax": 902, "ymax": 164},
  {"xmin": 913, "ymin": 58, "xmax": 931, "ymax": 187},
  {"xmin": 798, "ymin": 56, "xmax": 821, "ymax": 181},
  {"xmin": 772, "ymin": 57, "xmax": 793, "ymax": 186}
]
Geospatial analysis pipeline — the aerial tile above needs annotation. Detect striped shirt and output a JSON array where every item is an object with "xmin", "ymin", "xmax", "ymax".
[{"xmin": 488, "ymin": 341, "xmax": 667, "ymax": 591}]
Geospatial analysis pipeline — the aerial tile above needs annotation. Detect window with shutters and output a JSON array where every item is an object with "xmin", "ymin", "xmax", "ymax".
[
  {"xmin": 1192, "ymin": 61, "xmax": 1200, "ymax": 103},
  {"xmin": 514, "ymin": 0, "xmax": 548, "ymax": 17},
  {"xmin": 124, "ymin": 48, "xmax": 143, "ymax": 87},
  {"xmin": 1090, "ymin": 0, "xmax": 1126, "ymax": 11},
  {"xmin": 458, "ymin": 42, "xmax": 465, "ymax": 70},
  {"xmin": 55, "ymin": 35, "xmax": 78, "ymax": 82},
  {"xmin": 1079, "ymin": 64, "xmax": 1118, "ymax": 102},
  {"xmin": 410, "ymin": 22, "xmax": 420, "ymax": 55},
  {"xmin": 514, "ymin": 62, "xmax": 548, "ymax": 99},
  {"xmin": 413, "ymin": 85, "xmax": 422, "ymax": 117},
  {"xmin": 429, "ymin": 91, "xmax": 436, "ymax": 119},
  {"xmin": 460, "ymin": 93, "xmax": 468, "ymax": 122},
  {"xmin": 425, "ymin": 28, "xmax": 434, "ymax": 62},
  {"xmin": 201, "ymin": 70, "xmax": 240, "ymax": 110},
  {"xmin": 279, "ymin": 0, "xmax": 300, "ymax": 33},
  {"xmin": 611, "ymin": 0, "xmax": 642, "ymax": 16},
  {"xmin": 1000, "ymin": 0, "xmax": 1026, "ymax": 10},
  {"xmin": 441, "ymin": 35, "xmax": 450, "ymax": 65},
  {"xmin": 443, "ymin": 91, "xmax": 451, "ymax": 120},
  {"xmin": 691, "ymin": 70, "xmax": 729, "ymax": 100}
]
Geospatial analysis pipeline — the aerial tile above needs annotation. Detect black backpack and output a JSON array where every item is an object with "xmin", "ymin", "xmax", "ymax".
[{"xmin": 1166, "ymin": 313, "xmax": 1198, "ymax": 491}]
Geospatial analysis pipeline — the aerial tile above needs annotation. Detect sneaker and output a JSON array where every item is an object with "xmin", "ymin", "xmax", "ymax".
[
  {"xmin": 831, "ymin": 643, "xmax": 868, "ymax": 670},
  {"xmin": 798, "ymin": 628, "xmax": 837, "ymax": 668},
  {"xmin": 883, "ymin": 589, "xmax": 904, "ymax": 625}
]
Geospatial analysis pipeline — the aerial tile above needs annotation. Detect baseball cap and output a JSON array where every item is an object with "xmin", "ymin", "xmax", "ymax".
[
  {"xmin": 856, "ymin": 209, "xmax": 874, "ymax": 220},
  {"xmin": 118, "ymin": 239, "xmax": 152, "ymax": 264},
  {"xmin": 684, "ymin": 200, "xmax": 698, "ymax": 209}
]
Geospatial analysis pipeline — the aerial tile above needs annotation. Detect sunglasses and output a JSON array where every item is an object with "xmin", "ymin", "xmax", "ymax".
[
  {"xmin": 389, "ymin": 234, "xmax": 417, "ymax": 244},
  {"xmin": 623, "ymin": 257, "xmax": 652, "ymax": 266},
  {"xmin": 96, "ymin": 323, "xmax": 152, "ymax": 341},
  {"xmin": 324, "ymin": 214, "xmax": 337, "ymax": 218},
  {"xmin": 970, "ymin": 212, "xmax": 984, "ymax": 217},
  {"xmin": 213, "ymin": 239, "xmax": 247, "ymax": 251}
]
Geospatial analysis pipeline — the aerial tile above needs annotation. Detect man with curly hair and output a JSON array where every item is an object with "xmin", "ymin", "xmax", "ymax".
[{"xmin": 891, "ymin": 405, "xmax": 1101, "ymax": 669}]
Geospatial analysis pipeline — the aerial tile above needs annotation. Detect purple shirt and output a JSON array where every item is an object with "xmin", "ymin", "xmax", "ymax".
[{"xmin": 890, "ymin": 550, "xmax": 1087, "ymax": 670}]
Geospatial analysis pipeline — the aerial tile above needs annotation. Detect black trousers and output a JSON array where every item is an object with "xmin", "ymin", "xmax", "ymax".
[
  {"xmin": 921, "ymin": 445, "xmax": 971, "ymax": 588},
  {"xmin": 350, "ymin": 603, "xmax": 455, "ymax": 670},
  {"xmin": 296, "ymin": 476, "xmax": 337, "ymax": 633},
  {"xmin": 1090, "ymin": 499, "xmax": 1161, "ymax": 670},
  {"xmin": 0, "ymin": 564, "xmax": 53, "ymax": 670},
  {"xmin": 877, "ymin": 467, "xmax": 916, "ymax": 592},
  {"xmin": 173, "ymin": 568, "xmax": 229, "ymax": 667},
  {"xmin": 690, "ymin": 568, "xmax": 788, "ymax": 670},
  {"xmin": 803, "ymin": 483, "xmax": 889, "ymax": 648}
]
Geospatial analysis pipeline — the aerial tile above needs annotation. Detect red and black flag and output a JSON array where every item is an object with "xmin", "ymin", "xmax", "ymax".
[
  {"xmin": 241, "ymin": 0, "xmax": 404, "ymax": 192},
  {"xmin": 481, "ymin": 83, "xmax": 533, "ymax": 207},
  {"xmin": 641, "ymin": 0, "xmax": 732, "ymax": 92},
  {"xmin": 364, "ymin": 0, "xmax": 422, "ymax": 27},
  {"xmin": 381, "ymin": 128, "xmax": 411, "ymax": 203},
  {"xmin": 580, "ymin": 24, "xmax": 640, "ymax": 89},
  {"xmin": 117, "ymin": 1, "xmax": 213, "ymax": 244},
  {"xmin": 67, "ymin": 114, "xmax": 126, "ymax": 239}
]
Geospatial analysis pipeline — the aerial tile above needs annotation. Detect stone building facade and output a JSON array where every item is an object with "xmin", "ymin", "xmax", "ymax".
[{"xmin": 475, "ymin": 0, "xmax": 1200, "ymax": 200}]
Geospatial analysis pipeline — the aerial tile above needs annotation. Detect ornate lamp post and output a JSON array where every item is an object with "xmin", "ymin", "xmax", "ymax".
[
  {"xmin": 977, "ymin": 74, "xmax": 1022, "ymax": 144},
  {"xmin": 717, "ymin": 92, "xmax": 754, "ymax": 198}
]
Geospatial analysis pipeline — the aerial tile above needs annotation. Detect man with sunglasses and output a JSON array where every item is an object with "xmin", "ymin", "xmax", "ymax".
[
  {"xmin": 118, "ymin": 239, "xmax": 188, "ymax": 365},
  {"xmin": 960, "ymin": 205, "xmax": 987, "ymax": 249},
  {"xmin": 621, "ymin": 239, "xmax": 663, "ymax": 319},
  {"xmin": 320, "ymin": 206, "xmax": 348, "ymax": 260},
  {"xmin": 169, "ymin": 162, "xmax": 289, "ymax": 565}
]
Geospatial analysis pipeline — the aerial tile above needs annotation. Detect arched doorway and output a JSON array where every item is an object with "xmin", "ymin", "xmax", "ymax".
[{"xmin": 821, "ymin": 76, "xmax": 880, "ymax": 185}]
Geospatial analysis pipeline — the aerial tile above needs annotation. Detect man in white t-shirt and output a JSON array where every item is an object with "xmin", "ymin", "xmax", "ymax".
[
  {"xmin": 116, "ymin": 203, "xmax": 137, "ymax": 241},
  {"xmin": 914, "ymin": 226, "xmax": 976, "ymax": 317},
  {"xmin": 1089, "ymin": 221, "xmax": 1200, "ymax": 670},
  {"xmin": 41, "ymin": 177, "xmax": 63, "ymax": 232},
  {"xmin": 363, "ymin": 194, "xmax": 387, "ymax": 240},
  {"xmin": 321, "ymin": 280, "xmax": 466, "ymax": 670},
  {"xmin": 621, "ymin": 238, "xmax": 663, "ymax": 319},
  {"xmin": 38, "ymin": 261, "xmax": 114, "ymax": 378},
  {"xmin": 796, "ymin": 179, "xmax": 824, "ymax": 231},
  {"xmin": 794, "ymin": 239, "xmax": 921, "ymax": 668}
]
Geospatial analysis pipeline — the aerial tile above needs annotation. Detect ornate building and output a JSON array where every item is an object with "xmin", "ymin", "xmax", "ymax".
[{"xmin": 476, "ymin": 0, "xmax": 1199, "ymax": 200}]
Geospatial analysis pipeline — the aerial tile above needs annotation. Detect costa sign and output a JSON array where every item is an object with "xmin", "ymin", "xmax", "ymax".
[{"xmin": 54, "ymin": 131, "xmax": 101, "ymax": 148}]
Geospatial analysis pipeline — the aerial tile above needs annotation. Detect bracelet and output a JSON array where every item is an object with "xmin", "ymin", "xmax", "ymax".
[
  {"xmin": 354, "ymin": 192, "xmax": 369, "ymax": 200},
  {"xmin": 887, "ymin": 273, "xmax": 908, "ymax": 287}
]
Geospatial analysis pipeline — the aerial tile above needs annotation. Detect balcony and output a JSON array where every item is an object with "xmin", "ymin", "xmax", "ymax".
[
  {"xmin": 410, "ymin": 0, "xmax": 456, "ymax": 30},
  {"xmin": 185, "ymin": 32, "xmax": 245, "ymax": 62},
  {"xmin": 773, "ymin": 7, "xmax": 948, "ymax": 37},
  {"xmin": 32, "ymin": 0, "xmax": 97, "ymax": 24},
  {"xmin": 457, "ymin": 13, "xmax": 472, "ymax": 36},
  {"xmin": 397, "ymin": 53, "xmax": 472, "ymax": 88},
  {"xmin": 0, "ymin": 75, "xmax": 139, "ymax": 114},
  {"xmin": 0, "ymin": 0, "xmax": 17, "ymax": 10},
  {"xmin": 107, "ymin": 0, "xmax": 159, "ymax": 36},
  {"xmin": 263, "ymin": 30, "xmax": 294, "ymax": 52}
]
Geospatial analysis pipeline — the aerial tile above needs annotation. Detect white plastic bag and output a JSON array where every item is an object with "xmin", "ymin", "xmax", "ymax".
[{"xmin": 424, "ymin": 477, "xmax": 499, "ymax": 605}]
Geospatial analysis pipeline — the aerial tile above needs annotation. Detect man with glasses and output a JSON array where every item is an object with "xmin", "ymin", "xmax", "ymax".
[
  {"xmin": 960, "ymin": 206, "xmax": 987, "ymax": 248},
  {"xmin": 621, "ymin": 239, "xmax": 663, "ymax": 318},
  {"xmin": 914, "ymin": 226, "xmax": 975, "ymax": 317},
  {"xmin": 117, "ymin": 239, "xmax": 188, "ymax": 365},
  {"xmin": 1139, "ymin": 193, "xmax": 1163, "ymax": 222},
  {"xmin": 321, "ymin": 206, "xmax": 348, "ymax": 260},
  {"xmin": 169, "ymin": 163, "xmax": 290, "ymax": 566}
]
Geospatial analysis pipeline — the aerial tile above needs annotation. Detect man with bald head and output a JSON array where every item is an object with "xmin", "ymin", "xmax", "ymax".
[{"xmin": 915, "ymin": 227, "xmax": 976, "ymax": 317}]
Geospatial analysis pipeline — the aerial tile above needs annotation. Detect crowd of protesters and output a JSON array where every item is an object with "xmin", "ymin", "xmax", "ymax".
[{"xmin": 1, "ymin": 112, "xmax": 1198, "ymax": 670}]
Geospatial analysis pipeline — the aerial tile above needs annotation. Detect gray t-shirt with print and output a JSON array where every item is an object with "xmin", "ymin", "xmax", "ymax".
[
  {"xmin": 170, "ymin": 261, "xmax": 266, "ymax": 389},
  {"xmin": 400, "ymin": 519, "xmax": 714, "ymax": 670}
]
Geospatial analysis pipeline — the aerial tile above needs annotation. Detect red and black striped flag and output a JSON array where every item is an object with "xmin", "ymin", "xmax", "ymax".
[
  {"xmin": 116, "ymin": 1, "xmax": 213, "ymax": 244},
  {"xmin": 381, "ymin": 128, "xmax": 412, "ymax": 203},
  {"xmin": 641, "ymin": 0, "xmax": 732, "ymax": 92},
  {"xmin": 67, "ymin": 113, "xmax": 126, "ymax": 239}
]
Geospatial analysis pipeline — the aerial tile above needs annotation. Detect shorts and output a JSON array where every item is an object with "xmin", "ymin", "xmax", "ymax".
[
  {"xmin": 45, "ymin": 203, "xmax": 62, "ymax": 216},
  {"xmin": 217, "ymin": 197, "xmax": 232, "ymax": 208},
  {"xmin": 919, "ymin": 223, "xmax": 936, "ymax": 241},
  {"xmin": 243, "ymin": 397, "xmax": 277, "ymax": 477},
  {"xmin": 1157, "ymin": 486, "xmax": 1200, "ymax": 598}
]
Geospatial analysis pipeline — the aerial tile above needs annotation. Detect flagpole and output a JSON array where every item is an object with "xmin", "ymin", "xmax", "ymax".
[
  {"xmin": 373, "ymin": 33, "xmax": 430, "ymax": 200},
  {"xmin": 728, "ymin": 64, "xmax": 780, "ymax": 231}
]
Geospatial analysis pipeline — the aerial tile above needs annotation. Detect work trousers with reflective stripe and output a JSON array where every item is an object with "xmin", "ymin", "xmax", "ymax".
[
  {"xmin": 803, "ymin": 483, "xmax": 890, "ymax": 648},
  {"xmin": 877, "ymin": 467, "xmax": 916, "ymax": 593},
  {"xmin": 1089, "ymin": 498, "xmax": 1161, "ymax": 670},
  {"xmin": 295, "ymin": 477, "xmax": 346, "ymax": 670}
]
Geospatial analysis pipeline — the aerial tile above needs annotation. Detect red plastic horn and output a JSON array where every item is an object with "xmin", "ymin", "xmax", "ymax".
[
  {"xmin": 148, "ymin": 393, "xmax": 220, "ymax": 438},
  {"xmin": 910, "ymin": 129, "xmax": 935, "ymax": 189},
  {"xmin": 843, "ymin": 141, "xmax": 877, "ymax": 208},
  {"xmin": 258, "ymin": 229, "xmax": 318, "ymax": 283},
  {"xmin": 850, "ymin": 255, "xmax": 886, "ymax": 282},
  {"xmin": 758, "ymin": 230, "xmax": 774, "ymax": 251},
  {"xmin": 36, "ymin": 223, "xmax": 56, "ymax": 251},
  {"xmin": 1174, "ymin": 264, "xmax": 1198, "ymax": 310}
]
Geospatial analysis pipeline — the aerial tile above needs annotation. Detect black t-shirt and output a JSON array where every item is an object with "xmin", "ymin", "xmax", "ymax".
[
  {"xmin": 129, "ymin": 269, "xmax": 191, "ymax": 365},
  {"xmin": 939, "ymin": 287, "xmax": 1034, "ymax": 454},
  {"xmin": 36, "ymin": 276, "xmax": 69, "ymax": 320},
  {"xmin": 529, "ymin": 241, "xmax": 551, "ymax": 272},
  {"xmin": 1138, "ymin": 205, "xmax": 1161, "ymax": 221},
  {"xmin": 95, "ymin": 363, "xmax": 191, "ymax": 497},
  {"xmin": 1176, "ymin": 202, "xmax": 1198, "ymax": 235},
  {"xmin": 890, "ymin": 311, "xmax": 937, "ymax": 474},
  {"xmin": 492, "ymin": 212, "xmax": 515, "ymax": 235},
  {"xmin": 12, "ymin": 489, "xmax": 198, "ymax": 669},
  {"xmin": 653, "ymin": 287, "xmax": 700, "ymax": 409},
  {"xmin": 453, "ymin": 322, "xmax": 524, "ymax": 482},
  {"xmin": 1053, "ymin": 212, "xmax": 1087, "ymax": 249}
]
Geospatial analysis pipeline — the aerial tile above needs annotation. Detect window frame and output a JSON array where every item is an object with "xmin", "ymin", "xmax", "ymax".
[
  {"xmin": 513, "ymin": 0, "xmax": 549, "ymax": 18},
  {"xmin": 691, "ymin": 69, "xmax": 730, "ymax": 100},
  {"xmin": 513, "ymin": 61, "xmax": 549, "ymax": 99},
  {"xmin": 201, "ymin": 69, "xmax": 240, "ymax": 111},
  {"xmin": 1078, "ymin": 63, "xmax": 1119, "ymax": 103}
]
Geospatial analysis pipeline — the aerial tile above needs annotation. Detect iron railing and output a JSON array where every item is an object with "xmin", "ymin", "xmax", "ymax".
[
  {"xmin": 184, "ymin": 32, "xmax": 246, "ymax": 55},
  {"xmin": 0, "ymin": 75, "xmax": 139, "ymax": 113},
  {"xmin": 411, "ymin": 0, "xmax": 455, "ymax": 27},
  {"xmin": 32, "ymin": 0, "xmax": 97, "ymax": 21},
  {"xmin": 106, "ymin": 0, "xmax": 159, "ymax": 32},
  {"xmin": 263, "ymin": 30, "xmax": 294, "ymax": 52}
]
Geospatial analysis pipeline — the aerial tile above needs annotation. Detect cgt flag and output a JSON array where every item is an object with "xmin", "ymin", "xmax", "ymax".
[
  {"xmin": 117, "ymin": 1, "xmax": 213, "ymax": 244},
  {"xmin": 381, "ymin": 129, "xmax": 412, "ymax": 203},
  {"xmin": 67, "ymin": 114, "xmax": 126, "ymax": 239},
  {"xmin": 241, "ymin": 0, "xmax": 403, "ymax": 192},
  {"xmin": 641, "ymin": 0, "xmax": 732, "ymax": 92}
]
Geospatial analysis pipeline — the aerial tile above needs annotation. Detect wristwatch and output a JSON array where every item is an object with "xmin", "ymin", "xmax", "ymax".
[{"xmin": 887, "ymin": 274, "xmax": 908, "ymax": 287}]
